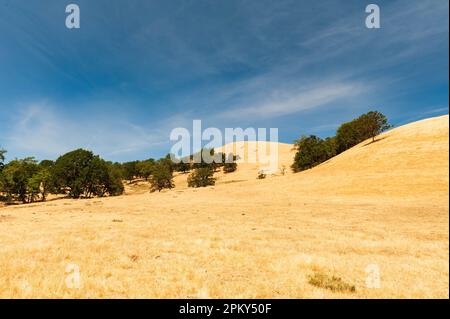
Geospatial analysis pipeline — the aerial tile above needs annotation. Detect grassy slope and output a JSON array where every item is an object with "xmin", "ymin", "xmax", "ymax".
[{"xmin": 0, "ymin": 115, "xmax": 448, "ymax": 298}]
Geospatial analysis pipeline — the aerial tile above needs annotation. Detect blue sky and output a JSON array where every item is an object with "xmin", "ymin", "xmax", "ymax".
[{"xmin": 0, "ymin": 0, "xmax": 448, "ymax": 162}]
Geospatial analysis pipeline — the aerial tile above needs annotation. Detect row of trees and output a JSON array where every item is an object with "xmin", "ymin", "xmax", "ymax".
[
  {"xmin": 0, "ymin": 149, "xmax": 124, "ymax": 203},
  {"xmin": 292, "ymin": 111, "xmax": 391, "ymax": 172},
  {"xmin": 119, "ymin": 150, "xmax": 237, "ymax": 182},
  {"xmin": 146, "ymin": 149, "xmax": 238, "ymax": 191},
  {"xmin": 0, "ymin": 146, "xmax": 239, "ymax": 202},
  {"xmin": 186, "ymin": 149, "xmax": 237, "ymax": 188}
]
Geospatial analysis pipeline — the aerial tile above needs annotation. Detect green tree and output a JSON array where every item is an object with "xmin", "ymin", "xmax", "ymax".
[
  {"xmin": 93, "ymin": 161, "xmax": 125, "ymax": 196},
  {"xmin": 52, "ymin": 149, "xmax": 123, "ymax": 198},
  {"xmin": 0, "ymin": 149, "xmax": 6, "ymax": 171},
  {"xmin": 160, "ymin": 154, "xmax": 175, "ymax": 173},
  {"xmin": 0, "ymin": 157, "xmax": 39, "ymax": 203},
  {"xmin": 358, "ymin": 111, "xmax": 392, "ymax": 142},
  {"xmin": 121, "ymin": 161, "xmax": 140, "ymax": 181},
  {"xmin": 335, "ymin": 121, "xmax": 361, "ymax": 153},
  {"xmin": 136, "ymin": 159, "xmax": 155, "ymax": 180},
  {"xmin": 173, "ymin": 157, "xmax": 191, "ymax": 173},
  {"xmin": 149, "ymin": 160, "xmax": 174, "ymax": 192},
  {"xmin": 28, "ymin": 168, "xmax": 52, "ymax": 202},
  {"xmin": 103, "ymin": 161, "xmax": 125, "ymax": 196},
  {"xmin": 39, "ymin": 159, "xmax": 54, "ymax": 170},
  {"xmin": 322, "ymin": 136, "xmax": 338, "ymax": 159},
  {"xmin": 187, "ymin": 167, "xmax": 216, "ymax": 188},
  {"xmin": 291, "ymin": 136, "xmax": 331, "ymax": 172},
  {"xmin": 52, "ymin": 149, "xmax": 92, "ymax": 198},
  {"xmin": 223, "ymin": 153, "xmax": 238, "ymax": 173},
  {"xmin": 336, "ymin": 111, "xmax": 391, "ymax": 153},
  {"xmin": 192, "ymin": 148, "xmax": 218, "ymax": 170}
]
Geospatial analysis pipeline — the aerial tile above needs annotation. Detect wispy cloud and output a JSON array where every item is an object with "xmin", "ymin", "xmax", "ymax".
[
  {"xmin": 4, "ymin": 102, "xmax": 169, "ymax": 161},
  {"xmin": 217, "ymin": 82, "xmax": 367, "ymax": 120},
  {"xmin": 0, "ymin": 0, "xmax": 447, "ymax": 161}
]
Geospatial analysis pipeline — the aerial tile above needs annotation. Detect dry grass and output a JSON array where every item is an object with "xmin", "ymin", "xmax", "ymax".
[
  {"xmin": 308, "ymin": 272, "xmax": 356, "ymax": 293},
  {"xmin": 0, "ymin": 115, "xmax": 448, "ymax": 298}
]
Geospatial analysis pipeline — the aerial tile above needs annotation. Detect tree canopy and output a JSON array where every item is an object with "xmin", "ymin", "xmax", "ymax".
[
  {"xmin": 187, "ymin": 167, "xmax": 216, "ymax": 188},
  {"xmin": 149, "ymin": 160, "xmax": 174, "ymax": 192},
  {"xmin": 51, "ymin": 149, "xmax": 124, "ymax": 198},
  {"xmin": 292, "ymin": 111, "xmax": 391, "ymax": 172}
]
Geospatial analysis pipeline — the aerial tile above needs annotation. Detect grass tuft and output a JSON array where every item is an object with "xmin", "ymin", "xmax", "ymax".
[{"xmin": 308, "ymin": 272, "xmax": 356, "ymax": 293}]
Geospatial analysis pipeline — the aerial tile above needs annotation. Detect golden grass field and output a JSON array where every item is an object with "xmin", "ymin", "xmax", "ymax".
[{"xmin": 0, "ymin": 115, "xmax": 448, "ymax": 298}]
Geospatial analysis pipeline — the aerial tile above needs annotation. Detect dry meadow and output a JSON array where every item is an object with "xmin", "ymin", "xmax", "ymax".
[{"xmin": 0, "ymin": 115, "xmax": 448, "ymax": 298}]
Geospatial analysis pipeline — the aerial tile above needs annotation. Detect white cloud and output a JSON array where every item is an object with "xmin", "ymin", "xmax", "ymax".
[
  {"xmin": 5, "ymin": 102, "xmax": 169, "ymax": 161},
  {"xmin": 217, "ymin": 82, "xmax": 368, "ymax": 120}
]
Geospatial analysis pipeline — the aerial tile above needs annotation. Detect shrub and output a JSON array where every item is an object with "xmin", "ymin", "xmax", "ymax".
[
  {"xmin": 149, "ymin": 161, "xmax": 174, "ymax": 192},
  {"xmin": 308, "ymin": 272, "xmax": 356, "ymax": 293},
  {"xmin": 223, "ymin": 162, "xmax": 237, "ymax": 173},
  {"xmin": 222, "ymin": 153, "xmax": 237, "ymax": 173},
  {"xmin": 187, "ymin": 167, "xmax": 216, "ymax": 188}
]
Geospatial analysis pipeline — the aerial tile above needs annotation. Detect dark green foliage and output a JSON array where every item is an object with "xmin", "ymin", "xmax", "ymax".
[
  {"xmin": 291, "ymin": 135, "xmax": 332, "ymax": 172},
  {"xmin": 292, "ymin": 111, "xmax": 391, "ymax": 172},
  {"xmin": 191, "ymin": 148, "xmax": 218, "ymax": 170},
  {"xmin": 223, "ymin": 153, "xmax": 238, "ymax": 173},
  {"xmin": 358, "ymin": 111, "xmax": 392, "ymax": 142},
  {"xmin": 136, "ymin": 159, "xmax": 155, "ymax": 180},
  {"xmin": 39, "ymin": 159, "xmax": 54, "ymax": 170},
  {"xmin": 223, "ymin": 162, "xmax": 237, "ymax": 173},
  {"xmin": 176, "ymin": 161, "xmax": 191, "ymax": 173},
  {"xmin": 336, "ymin": 111, "xmax": 391, "ymax": 153},
  {"xmin": 52, "ymin": 149, "xmax": 124, "ymax": 198},
  {"xmin": 0, "ymin": 155, "xmax": 56, "ymax": 203},
  {"xmin": 149, "ymin": 160, "xmax": 174, "ymax": 192},
  {"xmin": 0, "ymin": 157, "xmax": 39, "ymax": 203},
  {"xmin": 160, "ymin": 154, "xmax": 175, "ymax": 173},
  {"xmin": 28, "ymin": 168, "xmax": 52, "ymax": 202},
  {"xmin": 322, "ymin": 137, "xmax": 338, "ymax": 159},
  {"xmin": 121, "ymin": 161, "xmax": 140, "ymax": 181},
  {"xmin": 335, "ymin": 121, "xmax": 361, "ymax": 154},
  {"xmin": 104, "ymin": 162, "xmax": 125, "ymax": 196},
  {"xmin": 0, "ymin": 149, "xmax": 6, "ymax": 172},
  {"xmin": 0, "ymin": 149, "xmax": 6, "ymax": 201},
  {"xmin": 187, "ymin": 167, "xmax": 216, "ymax": 188},
  {"xmin": 169, "ymin": 153, "xmax": 192, "ymax": 173}
]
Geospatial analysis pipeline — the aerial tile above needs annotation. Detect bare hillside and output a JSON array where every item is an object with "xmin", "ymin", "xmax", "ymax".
[{"xmin": 0, "ymin": 115, "xmax": 448, "ymax": 298}]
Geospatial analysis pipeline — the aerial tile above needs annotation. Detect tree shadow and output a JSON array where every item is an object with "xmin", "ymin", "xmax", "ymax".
[{"xmin": 362, "ymin": 136, "xmax": 388, "ymax": 147}]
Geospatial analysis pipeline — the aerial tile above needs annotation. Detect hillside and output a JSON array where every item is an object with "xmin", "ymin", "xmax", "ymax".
[{"xmin": 0, "ymin": 115, "xmax": 448, "ymax": 298}]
